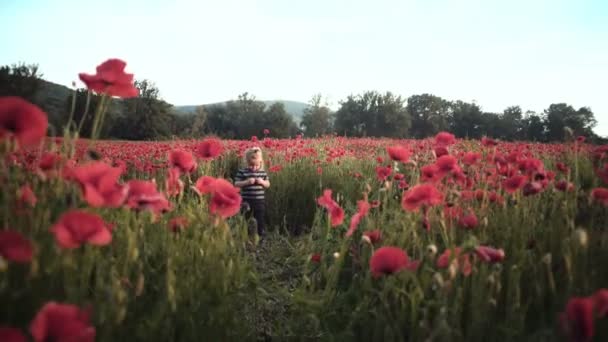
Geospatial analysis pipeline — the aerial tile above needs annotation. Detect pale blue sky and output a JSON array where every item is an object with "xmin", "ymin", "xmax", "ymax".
[{"xmin": 1, "ymin": 0, "xmax": 607, "ymax": 136}]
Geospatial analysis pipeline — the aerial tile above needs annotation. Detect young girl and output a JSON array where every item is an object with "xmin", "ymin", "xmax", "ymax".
[{"xmin": 234, "ymin": 147, "xmax": 270, "ymax": 238}]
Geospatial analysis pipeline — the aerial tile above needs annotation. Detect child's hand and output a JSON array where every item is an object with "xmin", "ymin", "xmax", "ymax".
[
  {"xmin": 255, "ymin": 178, "xmax": 264, "ymax": 184},
  {"xmin": 248, "ymin": 178, "xmax": 256, "ymax": 185}
]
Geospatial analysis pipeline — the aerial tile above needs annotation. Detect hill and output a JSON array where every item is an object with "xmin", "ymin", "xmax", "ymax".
[{"xmin": 173, "ymin": 100, "xmax": 310, "ymax": 123}]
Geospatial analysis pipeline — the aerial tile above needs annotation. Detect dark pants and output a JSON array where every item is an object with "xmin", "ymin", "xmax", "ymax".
[{"xmin": 242, "ymin": 199, "xmax": 266, "ymax": 237}]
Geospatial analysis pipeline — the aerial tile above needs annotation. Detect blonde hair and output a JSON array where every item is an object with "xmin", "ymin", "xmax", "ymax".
[{"xmin": 244, "ymin": 146, "xmax": 265, "ymax": 170}]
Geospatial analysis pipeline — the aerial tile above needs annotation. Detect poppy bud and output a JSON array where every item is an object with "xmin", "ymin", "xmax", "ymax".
[
  {"xmin": 362, "ymin": 235, "xmax": 372, "ymax": 245},
  {"xmin": 573, "ymin": 228, "xmax": 588, "ymax": 248},
  {"xmin": 426, "ymin": 244, "xmax": 438, "ymax": 258},
  {"xmin": 333, "ymin": 252, "xmax": 340, "ymax": 259},
  {"xmin": 542, "ymin": 253, "xmax": 552, "ymax": 265}
]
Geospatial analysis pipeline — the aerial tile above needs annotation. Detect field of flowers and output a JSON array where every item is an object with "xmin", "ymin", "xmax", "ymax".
[{"xmin": 2, "ymin": 59, "xmax": 608, "ymax": 341}]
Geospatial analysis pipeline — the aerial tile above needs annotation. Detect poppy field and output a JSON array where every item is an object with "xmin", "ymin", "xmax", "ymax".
[{"xmin": 2, "ymin": 60, "xmax": 608, "ymax": 341}]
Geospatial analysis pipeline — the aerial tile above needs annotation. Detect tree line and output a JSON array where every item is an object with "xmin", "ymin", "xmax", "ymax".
[{"xmin": 1, "ymin": 62, "xmax": 603, "ymax": 142}]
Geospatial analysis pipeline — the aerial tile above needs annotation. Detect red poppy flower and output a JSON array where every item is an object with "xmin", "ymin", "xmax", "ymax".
[
  {"xmin": 596, "ymin": 164, "xmax": 608, "ymax": 184},
  {"xmin": 196, "ymin": 138, "xmax": 224, "ymax": 160},
  {"xmin": 363, "ymin": 229, "xmax": 382, "ymax": 244},
  {"xmin": 0, "ymin": 327, "xmax": 27, "ymax": 342},
  {"xmin": 475, "ymin": 245, "xmax": 505, "ymax": 263},
  {"xmin": 208, "ymin": 178, "xmax": 242, "ymax": 218},
  {"xmin": 369, "ymin": 246, "xmax": 409, "ymax": 277},
  {"xmin": 594, "ymin": 289, "xmax": 608, "ymax": 318},
  {"xmin": 523, "ymin": 181, "xmax": 543, "ymax": 197},
  {"xmin": 317, "ymin": 166, "xmax": 323, "ymax": 175},
  {"xmin": 263, "ymin": 129, "xmax": 270, "ymax": 135},
  {"xmin": 168, "ymin": 149, "xmax": 197, "ymax": 173},
  {"xmin": 68, "ymin": 161, "xmax": 128, "ymax": 208},
  {"xmin": 125, "ymin": 180, "xmax": 172, "ymax": 214},
  {"xmin": 556, "ymin": 162, "xmax": 570, "ymax": 174},
  {"xmin": 435, "ymin": 155, "xmax": 460, "ymax": 177},
  {"xmin": 0, "ymin": 230, "xmax": 33, "ymax": 263},
  {"xmin": 435, "ymin": 132, "xmax": 456, "ymax": 146},
  {"xmin": 421, "ymin": 164, "xmax": 440, "ymax": 183},
  {"xmin": 502, "ymin": 175, "xmax": 527, "ymax": 193},
  {"xmin": 436, "ymin": 247, "xmax": 472, "ymax": 276},
  {"xmin": 50, "ymin": 210, "xmax": 113, "ymax": 249},
  {"xmin": 576, "ymin": 136, "xmax": 586, "ymax": 143},
  {"xmin": 387, "ymin": 145, "xmax": 410, "ymax": 162},
  {"xmin": 0, "ymin": 96, "xmax": 48, "ymax": 148},
  {"xmin": 462, "ymin": 152, "xmax": 481, "ymax": 165},
  {"xmin": 78, "ymin": 58, "xmax": 138, "ymax": 98},
  {"xmin": 481, "ymin": 136, "xmax": 498, "ymax": 146},
  {"xmin": 165, "ymin": 168, "xmax": 184, "ymax": 197},
  {"xmin": 38, "ymin": 152, "xmax": 63, "ymax": 171},
  {"xmin": 316, "ymin": 189, "xmax": 344, "ymax": 227},
  {"xmin": 398, "ymin": 179, "xmax": 409, "ymax": 189},
  {"xmin": 269, "ymin": 165, "xmax": 283, "ymax": 173},
  {"xmin": 168, "ymin": 216, "xmax": 188, "ymax": 233},
  {"xmin": 30, "ymin": 302, "xmax": 95, "ymax": 342},
  {"xmin": 310, "ymin": 253, "xmax": 321, "ymax": 263},
  {"xmin": 458, "ymin": 211, "xmax": 478, "ymax": 229},
  {"xmin": 18, "ymin": 184, "xmax": 37, "ymax": 208},
  {"xmin": 346, "ymin": 200, "xmax": 371, "ymax": 237},
  {"xmin": 193, "ymin": 175, "xmax": 217, "ymax": 195},
  {"xmin": 434, "ymin": 146, "xmax": 449, "ymax": 157},
  {"xmin": 555, "ymin": 180, "xmax": 574, "ymax": 192},
  {"xmin": 560, "ymin": 297, "xmax": 594, "ymax": 342},
  {"xmin": 375, "ymin": 165, "xmax": 392, "ymax": 181},
  {"xmin": 402, "ymin": 183, "xmax": 443, "ymax": 212},
  {"xmin": 591, "ymin": 188, "xmax": 608, "ymax": 206}
]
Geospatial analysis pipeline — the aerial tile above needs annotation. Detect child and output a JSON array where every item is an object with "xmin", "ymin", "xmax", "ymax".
[{"xmin": 234, "ymin": 147, "xmax": 270, "ymax": 238}]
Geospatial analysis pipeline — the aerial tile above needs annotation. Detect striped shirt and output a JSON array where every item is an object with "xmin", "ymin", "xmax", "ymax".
[{"xmin": 234, "ymin": 167, "xmax": 269, "ymax": 200}]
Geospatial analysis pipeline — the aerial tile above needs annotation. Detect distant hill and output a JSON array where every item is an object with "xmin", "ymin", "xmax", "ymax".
[
  {"xmin": 173, "ymin": 100, "xmax": 310, "ymax": 123},
  {"xmin": 27, "ymin": 79, "xmax": 311, "ymax": 126}
]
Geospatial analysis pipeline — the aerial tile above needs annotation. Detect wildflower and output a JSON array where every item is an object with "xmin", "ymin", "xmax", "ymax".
[
  {"xmin": 192, "ymin": 175, "xmax": 216, "ymax": 195},
  {"xmin": 165, "ymin": 168, "xmax": 184, "ymax": 197},
  {"xmin": 591, "ymin": 187, "xmax": 608, "ymax": 206},
  {"xmin": 50, "ymin": 210, "xmax": 113, "ymax": 249},
  {"xmin": 316, "ymin": 189, "xmax": 345, "ymax": 227},
  {"xmin": 195, "ymin": 138, "xmax": 223, "ymax": 160},
  {"xmin": 125, "ymin": 180, "xmax": 172, "ymax": 215},
  {"xmin": 68, "ymin": 161, "xmax": 128, "ymax": 208},
  {"xmin": 402, "ymin": 183, "xmax": 443, "ymax": 212},
  {"xmin": 362, "ymin": 229, "xmax": 382, "ymax": 244},
  {"xmin": 30, "ymin": 302, "xmax": 95, "ymax": 342},
  {"xmin": 502, "ymin": 175, "xmax": 527, "ymax": 194},
  {"xmin": 310, "ymin": 253, "xmax": 321, "ymax": 263},
  {"xmin": 475, "ymin": 246, "xmax": 505, "ymax": 263},
  {"xmin": 481, "ymin": 136, "xmax": 498, "ymax": 146},
  {"xmin": 375, "ymin": 165, "xmax": 392, "ymax": 181},
  {"xmin": 435, "ymin": 131, "xmax": 456, "ymax": 146},
  {"xmin": 0, "ymin": 96, "xmax": 48, "ymax": 148},
  {"xmin": 208, "ymin": 178, "xmax": 242, "ymax": 218},
  {"xmin": 346, "ymin": 200, "xmax": 371, "ymax": 237},
  {"xmin": 594, "ymin": 289, "xmax": 608, "ymax": 317},
  {"xmin": 458, "ymin": 211, "xmax": 478, "ymax": 229},
  {"xmin": 522, "ymin": 181, "xmax": 543, "ymax": 196},
  {"xmin": 437, "ymin": 247, "xmax": 472, "ymax": 276},
  {"xmin": 560, "ymin": 297, "xmax": 594, "ymax": 342},
  {"xmin": 0, "ymin": 327, "xmax": 27, "ymax": 342},
  {"xmin": 168, "ymin": 217, "xmax": 188, "ymax": 233},
  {"xmin": 78, "ymin": 58, "xmax": 138, "ymax": 98},
  {"xmin": 168, "ymin": 149, "xmax": 197, "ymax": 173},
  {"xmin": 421, "ymin": 164, "xmax": 440, "ymax": 183},
  {"xmin": 462, "ymin": 152, "xmax": 481, "ymax": 165},
  {"xmin": 18, "ymin": 184, "xmax": 37, "ymax": 207},
  {"xmin": 0, "ymin": 230, "xmax": 33, "ymax": 263},
  {"xmin": 434, "ymin": 146, "xmax": 449, "ymax": 157},
  {"xmin": 370, "ymin": 246, "xmax": 409, "ymax": 277},
  {"xmin": 435, "ymin": 155, "xmax": 460, "ymax": 177},
  {"xmin": 263, "ymin": 129, "xmax": 270, "ymax": 135},
  {"xmin": 387, "ymin": 145, "xmax": 410, "ymax": 163}
]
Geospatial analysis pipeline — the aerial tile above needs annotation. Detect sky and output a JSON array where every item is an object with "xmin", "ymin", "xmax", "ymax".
[{"xmin": 1, "ymin": 0, "xmax": 607, "ymax": 136}]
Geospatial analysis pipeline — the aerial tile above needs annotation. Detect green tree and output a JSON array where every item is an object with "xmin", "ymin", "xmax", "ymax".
[
  {"xmin": 111, "ymin": 80, "xmax": 172, "ymax": 140},
  {"xmin": 407, "ymin": 94, "xmax": 451, "ymax": 138},
  {"xmin": 0, "ymin": 62, "xmax": 43, "ymax": 103},
  {"xmin": 300, "ymin": 94, "xmax": 332, "ymax": 137},
  {"xmin": 334, "ymin": 91, "xmax": 410, "ymax": 137},
  {"xmin": 522, "ymin": 111, "xmax": 546, "ymax": 141},
  {"xmin": 189, "ymin": 105, "xmax": 208, "ymax": 137},
  {"xmin": 544, "ymin": 103, "xmax": 597, "ymax": 141},
  {"xmin": 449, "ymin": 100, "xmax": 484, "ymax": 139}
]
